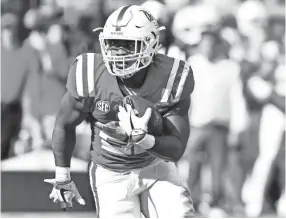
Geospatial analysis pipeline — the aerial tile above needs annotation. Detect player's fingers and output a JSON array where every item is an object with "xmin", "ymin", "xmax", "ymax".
[
  {"xmin": 63, "ymin": 191, "xmax": 75, "ymax": 208},
  {"xmin": 117, "ymin": 111, "xmax": 125, "ymax": 120},
  {"xmin": 130, "ymin": 111, "xmax": 139, "ymax": 123},
  {"xmin": 60, "ymin": 201, "xmax": 67, "ymax": 211},
  {"xmin": 49, "ymin": 188, "xmax": 57, "ymax": 200},
  {"xmin": 133, "ymin": 108, "xmax": 139, "ymax": 115},
  {"xmin": 125, "ymin": 104, "xmax": 133, "ymax": 113},
  {"xmin": 56, "ymin": 189, "xmax": 68, "ymax": 210},
  {"xmin": 119, "ymin": 121, "xmax": 132, "ymax": 135},
  {"xmin": 143, "ymin": 108, "xmax": 152, "ymax": 120},
  {"xmin": 44, "ymin": 178, "xmax": 56, "ymax": 185},
  {"xmin": 118, "ymin": 105, "xmax": 126, "ymax": 113},
  {"xmin": 49, "ymin": 193, "xmax": 54, "ymax": 200},
  {"xmin": 66, "ymin": 200, "xmax": 73, "ymax": 208},
  {"xmin": 74, "ymin": 190, "xmax": 86, "ymax": 206},
  {"xmin": 55, "ymin": 189, "xmax": 65, "ymax": 202},
  {"xmin": 53, "ymin": 198, "xmax": 59, "ymax": 204},
  {"xmin": 118, "ymin": 109, "xmax": 129, "ymax": 120}
]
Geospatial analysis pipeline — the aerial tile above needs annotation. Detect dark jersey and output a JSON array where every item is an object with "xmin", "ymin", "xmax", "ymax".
[{"xmin": 66, "ymin": 53, "xmax": 194, "ymax": 172}]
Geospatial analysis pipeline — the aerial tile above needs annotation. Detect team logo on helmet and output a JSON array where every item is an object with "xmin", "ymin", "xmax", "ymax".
[
  {"xmin": 96, "ymin": 100, "xmax": 110, "ymax": 113},
  {"xmin": 140, "ymin": 10, "xmax": 155, "ymax": 21}
]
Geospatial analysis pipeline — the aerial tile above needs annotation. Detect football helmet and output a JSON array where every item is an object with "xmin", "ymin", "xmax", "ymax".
[{"xmin": 96, "ymin": 5, "xmax": 164, "ymax": 79}]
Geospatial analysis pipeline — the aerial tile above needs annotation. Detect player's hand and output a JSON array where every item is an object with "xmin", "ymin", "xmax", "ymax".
[
  {"xmin": 118, "ymin": 104, "xmax": 152, "ymax": 135},
  {"xmin": 130, "ymin": 106, "xmax": 152, "ymax": 132},
  {"xmin": 44, "ymin": 179, "xmax": 86, "ymax": 211},
  {"xmin": 118, "ymin": 103, "xmax": 152, "ymax": 151}
]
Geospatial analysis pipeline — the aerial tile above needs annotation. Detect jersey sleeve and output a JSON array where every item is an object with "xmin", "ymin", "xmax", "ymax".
[
  {"xmin": 176, "ymin": 62, "xmax": 195, "ymax": 102},
  {"xmin": 157, "ymin": 60, "xmax": 195, "ymax": 116},
  {"xmin": 66, "ymin": 59, "xmax": 79, "ymax": 99},
  {"xmin": 66, "ymin": 53, "xmax": 97, "ymax": 99},
  {"xmin": 66, "ymin": 53, "xmax": 99, "ymax": 112}
]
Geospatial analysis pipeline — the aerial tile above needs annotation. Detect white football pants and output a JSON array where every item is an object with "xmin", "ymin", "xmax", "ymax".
[{"xmin": 89, "ymin": 159, "xmax": 195, "ymax": 218}]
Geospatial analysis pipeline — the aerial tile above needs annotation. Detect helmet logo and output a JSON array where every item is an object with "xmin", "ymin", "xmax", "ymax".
[
  {"xmin": 113, "ymin": 5, "xmax": 133, "ymax": 31},
  {"xmin": 140, "ymin": 10, "xmax": 155, "ymax": 21},
  {"xmin": 96, "ymin": 100, "xmax": 110, "ymax": 113}
]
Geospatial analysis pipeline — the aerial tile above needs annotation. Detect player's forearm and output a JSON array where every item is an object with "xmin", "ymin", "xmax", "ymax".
[
  {"xmin": 52, "ymin": 124, "xmax": 76, "ymax": 167},
  {"xmin": 144, "ymin": 134, "xmax": 184, "ymax": 162}
]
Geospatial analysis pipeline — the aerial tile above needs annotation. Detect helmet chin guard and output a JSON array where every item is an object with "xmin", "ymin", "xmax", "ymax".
[{"xmin": 96, "ymin": 5, "xmax": 164, "ymax": 79}]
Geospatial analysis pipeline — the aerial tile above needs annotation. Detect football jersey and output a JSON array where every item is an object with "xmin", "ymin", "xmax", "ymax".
[{"xmin": 66, "ymin": 53, "xmax": 194, "ymax": 172}]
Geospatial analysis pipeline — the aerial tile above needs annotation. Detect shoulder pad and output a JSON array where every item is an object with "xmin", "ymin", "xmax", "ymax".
[
  {"xmin": 66, "ymin": 53, "xmax": 97, "ymax": 98},
  {"xmin": 160, "ymin": 59, "xmax": 194, "ymax": 105}
]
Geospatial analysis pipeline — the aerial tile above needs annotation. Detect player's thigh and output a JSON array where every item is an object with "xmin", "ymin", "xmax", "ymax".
[
  {"xmin": 89, "ymin": 162, "xmax": 141, "ymax": 218},
  {"xmin": 140, "ymin": 180, "xmax": 195, "ymax": 218},
  {"xmin": 140, "ymin": 162, "xmax": 195, "ymax": 218}
]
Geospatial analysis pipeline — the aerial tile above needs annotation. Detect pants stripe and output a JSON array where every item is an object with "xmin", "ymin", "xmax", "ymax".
[{"xmin": 89, "ymin": 162, "xmax": 100, "ymax": 217}]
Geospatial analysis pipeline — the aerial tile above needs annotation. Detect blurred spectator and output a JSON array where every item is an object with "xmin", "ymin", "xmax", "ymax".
[
  {"xmin": 23, "ymin": 5, "xmax": 69, "ymax": 145},
  {"xmin": 164, "ymin": 0, "xmax": 190, "ymax": 14},
  {"xmin": 177, "ymin": 24, "xmax": 247, "ymax": 217},
  {"xmin": 236, "ymin": 0, "xmax": 269, "ymax": 63},
  {"xmin": 103, "ymin": 0, "xmax": 145, "ymax": 17},
  {"xmin": 1, "ymin": 0, "xmax": 32, "ymax": 41},
  {"xmin": 231, "ymin": 4, "xmax": 278, "ymax": 216},
  {"xmin": 241, "ymin": 42, "xmax": 285, "ymax": 217},
  {"xmin": 1, "ymin": 13, "xmax": 38, "ymax": 159},
  {"xmin": 164, "ymin": 3, "xmax": 221, "ymax": 60}
]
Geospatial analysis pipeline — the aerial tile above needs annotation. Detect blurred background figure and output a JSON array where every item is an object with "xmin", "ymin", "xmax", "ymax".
[
  {"xmin": 241, "ymin": 40, "xmax": 285, "ymax": 217},
  {"xmin": 23, "ymin": 4, "xmax": 69, "ymax": 146},
  {"xmin": 236, "ymin": 0, "xmax": 268, "ymax": 63},
  {"xmin": 1, "ymin": 0, "xmax": 285, "ymax": 217},
  {"xmin": 176, "ymin": 4, "xmax": 247, "ymax": 217},
  {"xmin": 1, "ymin": 12, "xmax": 39, "ymax": 159},
  {"xmin": 168, "ymin": 3, "xmax": 220, "ymax": 60}
]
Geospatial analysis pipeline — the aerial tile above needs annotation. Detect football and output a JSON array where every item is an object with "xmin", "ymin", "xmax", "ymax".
[{"xmin": 122, "ymin": 95, "xmax": 163, "ymax": 136}]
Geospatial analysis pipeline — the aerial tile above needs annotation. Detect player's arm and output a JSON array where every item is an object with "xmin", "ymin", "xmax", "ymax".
[
  {"xmin": 52, "ymin": 91, "xmax": 88, "ymax": 168},
  {"xmin": 44, "ymin": 91, "xmax": 88, "ymax": 210},
  {"xmin": 45, "ymin": 55, "xmax": 91, "ymax": 210},
  {"xmin": 52, "ymin": 54, "xmax": 91, "ymax": 167},
  {"xmin": 146, "ymin": 97, "xmax": 191, "ymax": 162},
  {"xmin": 119, "ymin": 62, "xmax": 194, "ymax": 162},
  {"xmin": 121, "ymin": 97, "xmax": 191, "ymax": 162},
  {"xmin": 137, "ymin": 62, "xmax": 194, "ymax": 162}
]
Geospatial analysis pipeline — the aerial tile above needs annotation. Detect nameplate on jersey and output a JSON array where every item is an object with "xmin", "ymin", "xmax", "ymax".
[{"xmin": 95, "ymin": 100, "xmax": 110, "ymax": 113}]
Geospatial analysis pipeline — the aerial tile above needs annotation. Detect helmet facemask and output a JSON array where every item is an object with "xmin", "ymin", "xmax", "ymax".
[{"xmin": 99, "ymin": 31, "xmax": 159, "ymax": 79}]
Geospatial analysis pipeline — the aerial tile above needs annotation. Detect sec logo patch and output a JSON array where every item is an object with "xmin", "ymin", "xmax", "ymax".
[{"xmin": 96, "ymin": 100, "xmax": 110, "ymax": 113}]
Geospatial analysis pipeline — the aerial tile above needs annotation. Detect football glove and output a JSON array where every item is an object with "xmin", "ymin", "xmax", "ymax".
[
  {"xmin": 44, "ymin": 178, "xmax": 86, "ymax": 211},
  {"xmin": 118, "ymin": 104, "xmax": 152, "ymax": 135},
  {"xmin": 117, "ymin": 104, "xmax": 152, "ymax": 151}
]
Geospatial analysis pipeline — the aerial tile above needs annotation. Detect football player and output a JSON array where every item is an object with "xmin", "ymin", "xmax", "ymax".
[{"xmin": 44, "ymin": 5, "xmax": 195, "ymax": 218}]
